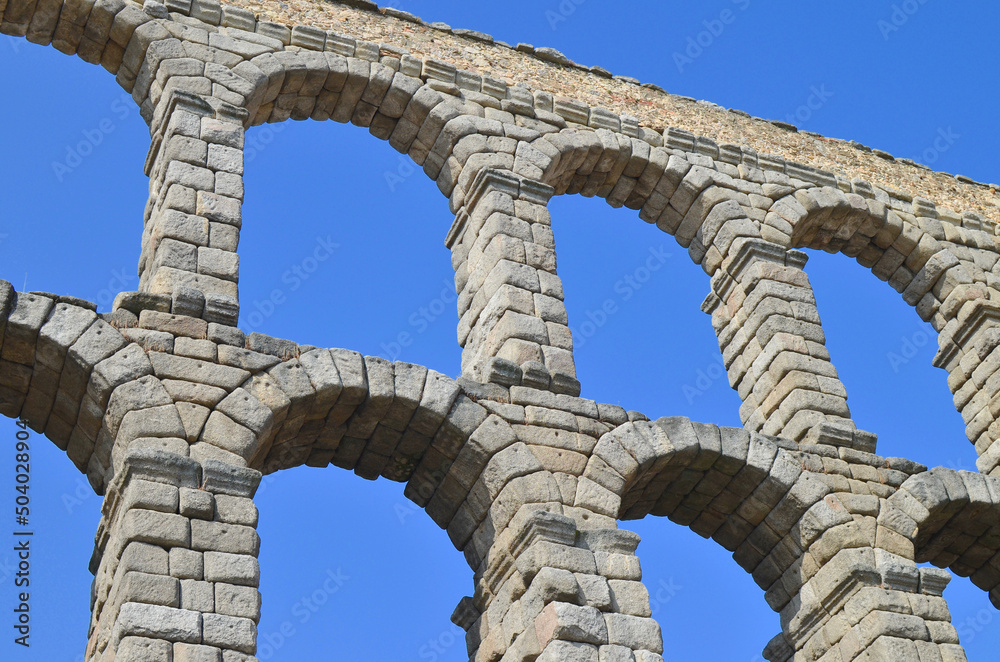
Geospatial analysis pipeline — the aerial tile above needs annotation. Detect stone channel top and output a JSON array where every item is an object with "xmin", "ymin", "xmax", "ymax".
[{"xmin": 218, "ymin": 0, "xmax": 998, "ymax": 223}]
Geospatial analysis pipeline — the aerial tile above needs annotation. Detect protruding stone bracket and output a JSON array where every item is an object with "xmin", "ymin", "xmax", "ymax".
[
  {"xmin": 144, "ymin": 90, "xmax": 214, "ymax": 176},
  {"xmin": 480, "ymin": 509, "xmax": 576, "ymax": 600},
  {"xmin": 143, "ymin": 89, "xmax": 250, "ymax": 177},
  {"xmin": 780, "ymin": 548, "xmax": 881, "ymax": 649},
  {"xmin": 932, "ymin": 299, "xmax": 1000, "ymax": 372},
  {"xmin": 110, "ymin": 445, "xmax": 203, "ymax": 492},
  {"xmin": 473, "ymin": 508, "xmax": 664, "ymax": 661},
  {"xmin": 801, "ymin": 420, "xmax": 878, "ymax": 455},
  {"xmin": 510, "ymin": 509, "xmax": 578, "ymax": 557},
  {"xmin": 710, "ymin": 239, "xmax": 810, "ymax": 306}
]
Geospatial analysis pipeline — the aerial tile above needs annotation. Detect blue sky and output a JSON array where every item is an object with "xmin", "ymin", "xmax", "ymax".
[{"xmin": 1, "ymin": 1, "xmax": 999, "ymax": 660}]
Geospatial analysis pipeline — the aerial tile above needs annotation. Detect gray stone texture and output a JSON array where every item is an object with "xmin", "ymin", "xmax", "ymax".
[{"xmin": 0, "ymin": 2, "xmax": 995, "ymax": 660}]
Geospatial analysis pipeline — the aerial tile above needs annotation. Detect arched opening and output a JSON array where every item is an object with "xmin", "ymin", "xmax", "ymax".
[
  {"xmin": 803, "ymin": 248, "xmax": 1000, "ymax": 658},
  {"xmin": 254, "ymin": 465, "xmax": 470, "ymax": 660},
  {"xmin": 0, "ymin": 38, "xmax": 148, "ymax": 661},
  {"xmin": 238, "ymin": 116, "xmax": 460, "ymax": 375},
  {"xmin": 551, "ymin": 193, "xmax": 743, "ymax": 427},
  {"xmin": 804, "ymin": 248, "xmax": 969, "ymax": 469},
  {"xmin": 0, "ymin": 1, "xmax": 996, "ymax": 660},
  {"xmin": 628, "ymin": 516, "xmax": 774, "ymax": 659},
  {"xmin": 235, "ymin": 117, "xmax": 477, "ymax": 659},
  {"xmin": 0, "ymin": 40, "xmax": 148, "ymax": 311}
]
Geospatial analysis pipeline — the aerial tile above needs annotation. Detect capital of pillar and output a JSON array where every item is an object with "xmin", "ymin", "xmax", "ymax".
[
  {"xmin": 768, "ymin": 537, "xmax": 962, "ymax": 661},
  {"xmin": 454, "ymin": 508, "xmax": 664, "ymax": 662},
  {"xmin": 933, "ymin": 298, "xmax": 1000, "ymax": 475}
]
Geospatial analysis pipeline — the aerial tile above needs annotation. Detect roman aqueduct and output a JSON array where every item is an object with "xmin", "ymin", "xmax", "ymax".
[{"xmin": 1, "ymin": 0, "xmax": 999, "ymax": 659}]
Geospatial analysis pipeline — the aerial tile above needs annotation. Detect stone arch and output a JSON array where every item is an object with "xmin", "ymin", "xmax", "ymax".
[
  {"xmin": 583, "ymin": 415, "xmax": 965, "ymax": 658},
  {"xmin": 33, "ymin": 1, "xmax": 966, "ymax": 456},
  {"xmin": 520, "ymin": 122, "xmax": 1000, "ymax": 460},
  {"xmin": 1, "ymin": 0, "xmax": 134, "ymax": 67},
  {"xmin": 586, "ymin": 417, "xmax": 839, "ymax": 599},
  {"xmin": 0, "ymin": 284, "xmax": 148, "ymax": 490},
  {"xmin": 519, "ymin": 122, "xmax": 992, "ymax": 347},
  {"xmin": 885, "ymin": 468, "xmax": 1000, "ymax": 607},
  {"xmin": 5, "ymin": 0, "xmax": 993, "ymax": 350},
  {"xmin": 2, "ymin": 1, "xmax": 993, "ymax": 658},
  {"xmin": 763, "ymin": 186, "xmax": 1000, "ymax": 471},
  {"xmin": 0, "ymin": 275, "xmax": 565, "ymax": 587}
]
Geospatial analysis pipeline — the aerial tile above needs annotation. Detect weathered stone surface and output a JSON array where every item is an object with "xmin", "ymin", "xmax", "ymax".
[
  {"xmin": 202, "ymin": 613, "xmax": 256, "ymax": 653},
  {"xmin": 117, "ymin": 636, "xmax": 173, "ymax": 662},
  {"xmin": 150, "ymin": 352, "xmax": 250, "ymax": 390},
  {"xmin": 204, "ymin": 552, "xmax": 260, "ymax": 587},
  {"xmin": 114, "ymin": 603, "xmax": 202, "ymax": 645},
  {"xmin": 6, "ymin": 6, "xmax": 995, "ymax": 662}
]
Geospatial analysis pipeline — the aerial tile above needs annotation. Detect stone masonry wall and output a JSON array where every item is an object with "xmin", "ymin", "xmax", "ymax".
[
  {"xmin": 2, "ymin": 0, "xmax": 1000, "ymax": 659},
  {"xmin": 226, "ymin": 0, "xmax": 1000, "ymax": 224}
]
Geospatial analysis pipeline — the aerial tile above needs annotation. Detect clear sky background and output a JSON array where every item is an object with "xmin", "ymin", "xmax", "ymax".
[{"xmin": 1, "ymin": 1, "xmax": 1000, "ymax": 660}]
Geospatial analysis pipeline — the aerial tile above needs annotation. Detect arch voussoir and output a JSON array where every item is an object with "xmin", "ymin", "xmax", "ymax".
[
  {"xmin": 5, "ymin": 0, "xmax": 1000, "ymax": 659},
  {"xmin": 591, "ymin": 411, "xmax": 967, "ymax": 660},
  {"xmin": 888, "ymin": 468, "xmax": 1000, "ymax": 605}
]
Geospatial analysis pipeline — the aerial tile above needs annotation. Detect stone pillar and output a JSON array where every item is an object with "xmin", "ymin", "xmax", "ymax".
[
  {"xmin": 932, "ymin": 299, "xmax": 1000, "ymax": 475},
  {"xmin": 86, "ymin": 447, "xmax": 261, "ymax": 662},
  {"xmin": 459, "ymin": 509, "xmax": 663, "ymax": 662},
  {"xmin": 447, "ymin": 168, "xmax": 579, "ymax": 396},
  {"xmin": 722, "ymin": 463, "xmax": 968, "ymax": 661},
  {"xmin": 704, "ymin": 237, "xmax": 871, "ymax": 450},
  {"xmin": 772, "ymin": 534, "xmax": 964, "ymax": 661},
  {"xmin": 135, "ymin": 87, "xmax": 247, "ymax": 326}
]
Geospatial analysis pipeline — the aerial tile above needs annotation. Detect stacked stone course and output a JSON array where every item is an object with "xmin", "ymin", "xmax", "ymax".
[{"xmin": 2, "ymin": 0, "xmax": 1000, "ymax": 659}]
